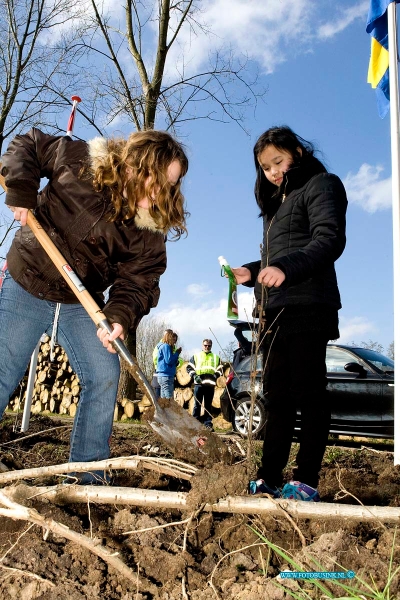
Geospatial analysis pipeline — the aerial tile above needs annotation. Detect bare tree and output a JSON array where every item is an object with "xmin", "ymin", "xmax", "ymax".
[
  {"xmin": 349, "ymin": 339, "xmax": 384, "ymax": 354},
  {"xmin": 220, "ymin": 341, "xmax": 236, "ymax": 364},
  {"xmin": 360, "ymin": 340, "xmax": 384, "ymax": 354},
  {"xmin": 78, "ymin": 0, "xmax": 265, "ymax": 132},
  {"xmin": 0, "ymin": 0, "xmax": 88, "ymax": 154},
  {"xmin": 0, "ymin": 0, "xmax": 102, "ymax": 264},
  {"xmin": 0, "ymin": 213, "xmax": 17, "ymax": 263},
  {"xmin": 387, "ymin": 341, "xmax": 394, "ymax": 360},
  {"xmin": 135, "ymin": 315, "xmax": 173, "ymax": 381}
]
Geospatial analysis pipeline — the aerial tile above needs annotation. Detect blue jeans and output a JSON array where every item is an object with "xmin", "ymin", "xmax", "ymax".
[
  {"xmin": 151, "ymin": 375, "xmax": 161, "ymax": 400},
  {"xmin": 157, "ymin": 376, "xmax": 174, "ymax": 398},
  {"xmin": 0, "ymin": 272, "xmax": 120, "ymax": 484}
]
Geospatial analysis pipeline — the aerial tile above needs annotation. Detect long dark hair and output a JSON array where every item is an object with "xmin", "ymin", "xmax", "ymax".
[{"xmin": 253, "ymin": 126, "xmax": 321, "ymax": 216}]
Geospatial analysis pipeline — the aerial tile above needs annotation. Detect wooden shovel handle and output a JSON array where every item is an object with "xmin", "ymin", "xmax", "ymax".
[
  {"xmin": 28, "ymin": 211, "xmax": 108, "ymax": 326},
  {"xmin": 0, "ymin": 168, "xmax": 161, "ymax": 405}
]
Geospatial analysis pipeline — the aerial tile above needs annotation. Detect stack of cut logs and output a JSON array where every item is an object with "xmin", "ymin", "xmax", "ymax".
[
  {"xmin": 6, "ymin": 339, "xmax": 231, "ymax": 423},
  {"xmin": 6, "ymin": 336, "xmax": 81, "ymax": 418},
  {"xmin": 135, "ymin": 361, "xmax": 230, "ymax": 418},
  {"xmin": 173, "ymin": 362, "xmax": 229, "ymax": 414}
]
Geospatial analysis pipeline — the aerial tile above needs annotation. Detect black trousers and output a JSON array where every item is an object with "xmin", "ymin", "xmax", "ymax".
[
  {"xmin": 192, "ymin": 384, "xmax": 214, "ymax": 426},
  {"xmin": 257, "ymin": 330, "xmax": 330, "ymax": 489}
]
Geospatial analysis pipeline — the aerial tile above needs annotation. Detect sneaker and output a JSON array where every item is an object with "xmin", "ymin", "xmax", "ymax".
[
  {"xmin": 249, "ymin": 479, "xmax": 281, "ymax": 498},
  {"xmin": 281, "ymin": 481, "xmax": 320, "ymax": 502},
  {"xmin": 203, "ymin": 423, "xmax": 214, "ymax": 432}
]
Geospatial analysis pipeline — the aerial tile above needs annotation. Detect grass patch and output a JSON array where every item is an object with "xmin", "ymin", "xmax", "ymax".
[
  {"xmin": 323, "ymin": 446, "xmax": 346, "ymax": 465},
  {"xmin": 249, "ymin": 525, "xmax": 400, "ymax": 600}
]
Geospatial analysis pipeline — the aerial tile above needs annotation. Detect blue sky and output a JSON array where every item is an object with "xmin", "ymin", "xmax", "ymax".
[
  {"xmin": 1, "ymin": 0, "xmax": 396, "ymax": 359},
  {"xmin": 152, "ymin": 0, "xmax": 395, "ymax": 358}
]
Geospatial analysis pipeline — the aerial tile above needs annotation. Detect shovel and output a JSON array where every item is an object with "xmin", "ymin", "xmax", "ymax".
[{"xmin": 0, "ymin": 175, "xmax": 229, "ymax": 464}]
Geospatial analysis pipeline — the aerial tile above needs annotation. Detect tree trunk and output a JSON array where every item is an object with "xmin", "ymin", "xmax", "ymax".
[{"xmin": 117, "ymin": 331, "xmax": 137, "ymax": 403}]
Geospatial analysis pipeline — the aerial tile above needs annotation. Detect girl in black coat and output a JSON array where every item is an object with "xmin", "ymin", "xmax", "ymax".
[{"xmin": 232, "ymin": 126, "xmax": 347, "ymax": 501}]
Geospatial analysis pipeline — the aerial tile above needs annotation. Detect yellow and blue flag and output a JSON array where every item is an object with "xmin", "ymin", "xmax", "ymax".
[{"xmin": 367, "ymin": 0, "xmax": 400, "ymax": 118}]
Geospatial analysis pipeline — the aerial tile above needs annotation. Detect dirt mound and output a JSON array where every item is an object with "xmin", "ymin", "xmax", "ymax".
[{"xmin": 0, "ymin": 415, "xmax": 400, "ymax": 599}]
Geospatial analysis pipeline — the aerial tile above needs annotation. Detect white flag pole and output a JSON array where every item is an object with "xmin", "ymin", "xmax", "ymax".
[{"xmin": 388, "ymin": 1, "xmax": 400, "ymax": 464}]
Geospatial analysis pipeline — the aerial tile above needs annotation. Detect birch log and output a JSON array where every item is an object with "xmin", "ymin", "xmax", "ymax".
[{"xmin": 4, "ymin": 485, "xmax": 400, "ymax": 524}]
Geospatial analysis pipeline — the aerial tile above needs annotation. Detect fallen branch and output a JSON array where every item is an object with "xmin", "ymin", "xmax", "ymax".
[
  {"xmin": 0, "ymin": 490, "xmax": 136, "ymax": 583},
  {"xmin": 0, "ymin": 455, "xmax": 197, "ymax": 484},
  {"xmin": 233, "ymin": 440, "xmax": 246, "ymax": 457},
  {"xmin": 123, "ymin": 517, "xmax": 191, "ymax": 536},
  {"xmin": 181, "ymin": 503, "xmax": 206, "ymax": 600},
  {"xmin": 0, "ymin": 425, "xmax": 72, "ymax": 447},
  {"xmin": 0, "ymin": 523, "xmax": 35, "ymax": 562},
  {"xmin": 334, "ymin": 468, "xmax": 387, "ymax": 532},
  {"xmin": 0, "ymin": 564, "xmax": 55, "ymax": 586},
  {"xmin": 209, "ymin": 542, "xmax": 266, "ymax": 598},
  {"xmin": 273, "ymin": 503, "xmax": 307, "ymax": 547},
  {"xmin": 4, "ymin": 485, "xmax": 400, "ymax": 523}
]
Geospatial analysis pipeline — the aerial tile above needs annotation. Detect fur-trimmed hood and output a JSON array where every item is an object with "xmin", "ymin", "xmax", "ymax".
[
  {"xmin": 134, "ymin": 206, "xmax": 165, "ymax": 233},
  {"xmin": 87, "ymin": 136, "xmax": 109, "ymax": 172},
  {"xmin": 87, "ymin": 136, "xmax": 163, "ymax": 234}
]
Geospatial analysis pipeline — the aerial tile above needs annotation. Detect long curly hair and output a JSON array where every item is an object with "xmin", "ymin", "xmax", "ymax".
[{"xmin": 91, "ymin": 130, "xmax": 189, "ymax": 239}]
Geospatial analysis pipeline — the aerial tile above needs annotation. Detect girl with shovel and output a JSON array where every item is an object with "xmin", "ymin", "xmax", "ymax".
[{"xmin": 0, "ymin": 127, "xmax": 188, "ymax": 484}]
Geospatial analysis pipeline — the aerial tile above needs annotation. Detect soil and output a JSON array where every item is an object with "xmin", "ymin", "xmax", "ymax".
[{"xmin": 0, "ymin": 414, "xmax": 400, "ymax": 599}]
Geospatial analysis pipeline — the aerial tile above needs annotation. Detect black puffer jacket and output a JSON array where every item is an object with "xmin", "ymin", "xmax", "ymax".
[
  {"xmin": 243, "ymin": 156, "xmax": 347, "ymax": 311},
  {"xmin": 1, "ymin": 128, "xmax": 167, "ymax": 333}
]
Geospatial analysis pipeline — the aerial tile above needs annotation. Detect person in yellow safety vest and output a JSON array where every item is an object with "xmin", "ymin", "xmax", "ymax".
[
  {"xmin": 186, "ymin": 339, "xmax": 223, "ymax": 431},
  {"xmin": 151, "ymin": 331, "xmax": 183, "ymax": 399}
]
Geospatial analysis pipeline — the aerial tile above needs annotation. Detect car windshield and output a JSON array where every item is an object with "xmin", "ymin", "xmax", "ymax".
[{"xmin": 353, "ymin": 348, "xmax": 394, "ymax": 373}]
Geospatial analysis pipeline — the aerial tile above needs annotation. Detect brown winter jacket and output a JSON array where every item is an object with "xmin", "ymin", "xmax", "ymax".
[{"xmin": 1, "ymin": 128, "xmax": 167, "ymax": 333}]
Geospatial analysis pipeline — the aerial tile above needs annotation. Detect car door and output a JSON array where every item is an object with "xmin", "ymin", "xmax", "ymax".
[
  {"xmin": 236, "ymin": 354, "xmax": 263, "ymax": 396},
  {"xmin": 326, "ymin": 346, "xmax": 384, "ymax": 437},
  {"xmin": 380, "ymin": 373, "xmax": 394, "ymax": 431}
]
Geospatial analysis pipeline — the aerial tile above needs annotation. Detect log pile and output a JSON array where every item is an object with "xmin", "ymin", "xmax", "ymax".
[
  {"xmin": 6, "ymin": 337, "xmax": 141, "ymax": 422},
  {"xmin": 7, "ymin": 336, "xmax": 81, "ymax": 418},
  {"xmin": 173, "ymin": 361, "xmax": 230, "ymax": 415},
  {"xmin": 6, "ymin": 345, "xmax": 232, "ymax": 425}
]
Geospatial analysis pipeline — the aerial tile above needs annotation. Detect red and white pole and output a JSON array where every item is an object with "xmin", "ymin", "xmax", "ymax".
[
  {"xmin": 21, "ymin": 95, "xmax": 82, "ymax": 432},
  {"xmin": 66, "ymin": 95, "xmax": 81, "ymax": 137}
]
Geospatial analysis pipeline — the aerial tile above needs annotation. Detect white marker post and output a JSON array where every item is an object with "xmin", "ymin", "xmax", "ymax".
[
  {"xmin": 387, "ymin": 2, "xmax": 400, "ymax": 464},
  {"xmin": 21, "ymin": 95, "xmax": 82, "ymax": 432}
]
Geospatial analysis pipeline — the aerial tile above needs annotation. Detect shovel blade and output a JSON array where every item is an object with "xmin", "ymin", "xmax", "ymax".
[
  {"xmin": 143, "ymin": 399, "xmax": 231, "ymax": 466},
  {"xmin": 122, "ymin": 364, "xmax": 230, "ymax": 465}
]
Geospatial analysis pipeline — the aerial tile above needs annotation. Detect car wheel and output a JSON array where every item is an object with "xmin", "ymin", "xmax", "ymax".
[{"xmin": 233, "ymin": 396, "xmax": 266, "ymax": 438}]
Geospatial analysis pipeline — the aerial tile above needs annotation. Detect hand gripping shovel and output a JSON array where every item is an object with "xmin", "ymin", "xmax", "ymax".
[{"xmin": 0, "ymin": 175, "xmax": 229, "ymax": 464}]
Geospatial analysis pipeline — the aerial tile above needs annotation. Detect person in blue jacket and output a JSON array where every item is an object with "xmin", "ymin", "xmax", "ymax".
[
  {"xmin": 151, "ymin": 330, "xmax": 183, "ymax": 398},
  {"xmin": 156, "ymin": 329, "xmax": 182, "ymax": 398}
]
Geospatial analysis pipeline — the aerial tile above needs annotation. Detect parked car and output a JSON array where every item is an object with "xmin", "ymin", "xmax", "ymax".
[{"xmin": 221, "ymin": 332, "xmax": 394, "ymax": 439}]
